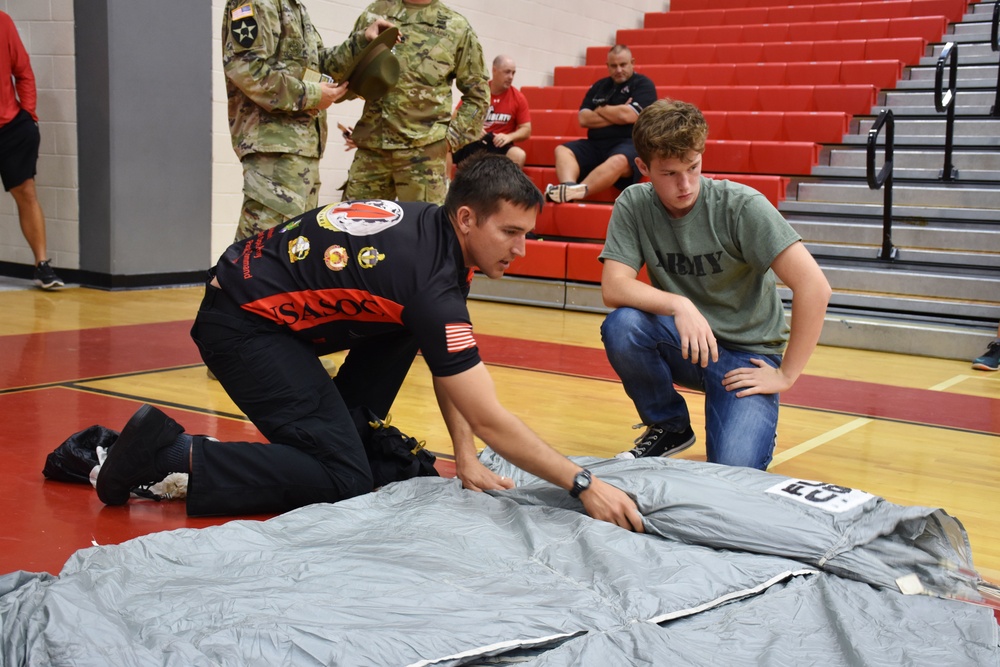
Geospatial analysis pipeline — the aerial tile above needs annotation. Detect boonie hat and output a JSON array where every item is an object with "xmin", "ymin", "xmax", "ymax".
[{"xmin": 340, "ymin": 27, "xmax": 400, "ymax": 102}]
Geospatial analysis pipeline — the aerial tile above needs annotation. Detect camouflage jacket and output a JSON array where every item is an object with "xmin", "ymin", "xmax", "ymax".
[
  {"xmin": 222, "ymin": 0, "xmax": 367, "ymax": 159},
  {"xmin": 349, "ymin": 0, "xmax": 488, "ymax": 151}
]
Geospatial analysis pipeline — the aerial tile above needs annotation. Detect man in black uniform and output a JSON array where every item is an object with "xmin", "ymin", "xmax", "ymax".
[
  {"xmin": 97, "ymin": 155, "xmax": 643, "ymax": 532},
  {"xmin": 544, "ymin": 44, "xmax": 657, "ymax": 204}
]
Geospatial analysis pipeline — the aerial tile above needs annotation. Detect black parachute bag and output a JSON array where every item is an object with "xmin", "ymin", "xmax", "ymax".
[
  {"xmin": 350, "ymin": 407, "xmax": 438, "ymax": 489},
  {"xmin": 42, "ymin": 424, "xmax": 120, "ymax": 484}
]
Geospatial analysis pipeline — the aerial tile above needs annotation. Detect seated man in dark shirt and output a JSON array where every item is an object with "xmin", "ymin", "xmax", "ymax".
[
  {"xmin": 95, "ymin": 155, "xmax": 643, "ymax": 532},
  {"xmin": 545, "ymin": 45, "xmax": 657, "ymax": 204}
]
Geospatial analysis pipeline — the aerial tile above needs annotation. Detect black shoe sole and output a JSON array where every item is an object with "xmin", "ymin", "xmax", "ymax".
[
  {"xmin": 659, "ymin": 433, "xmax": 697, "ymax": 457},
  {"xmin": 96, "ymin": 404, "xmax": 183, "ymax": 505}
]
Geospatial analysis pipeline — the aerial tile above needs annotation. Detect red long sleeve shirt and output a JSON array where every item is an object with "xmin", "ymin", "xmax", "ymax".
[{"xmin": 1, "ymin": 11, "xmax": 37, "ymax": 126}]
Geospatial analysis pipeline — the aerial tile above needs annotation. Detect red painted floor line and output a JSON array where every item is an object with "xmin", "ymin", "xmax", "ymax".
[
  {"xmin": 1, "ymin": 321, "xmax": 200, "ymax": 389},
  {"xmin": 475, "ymin": 334, "xmax": 1000, "ymax": 435},
  {"xmin": 2, "ymin": 322, "xmax": 997, "ymax": 434}
]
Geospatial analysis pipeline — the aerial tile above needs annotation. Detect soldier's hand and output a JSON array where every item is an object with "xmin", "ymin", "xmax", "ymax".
[
  {"xmin": 364, "ymin": 18, "xmax": 396, "ymax": 43},
  {"xmin": 318, "ymin": 81, "xmax": 349, "ymax": 109},
  {"xmin": 579, "ymin": 477, "xmax": 644, "ymax": 532}
]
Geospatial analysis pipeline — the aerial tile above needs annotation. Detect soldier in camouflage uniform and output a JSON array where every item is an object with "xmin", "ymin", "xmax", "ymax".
[
  {"xmin": 223, "ymin": 0, "xmax": 391, "ymax": 240},
  {"xmin": 344, "ymin": 0, "xmax": 489, "ymax": 205}
]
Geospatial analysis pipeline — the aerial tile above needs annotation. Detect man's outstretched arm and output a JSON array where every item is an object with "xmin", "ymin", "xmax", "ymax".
[{"xmin": 433, "ymin": 363, "xmax": 644, "ymax": 532}]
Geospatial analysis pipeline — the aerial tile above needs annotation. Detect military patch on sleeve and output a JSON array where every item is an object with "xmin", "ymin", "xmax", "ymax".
[
  {"xmin": 231, "ymin": 17, "xmax": 259, "ymax": 49},
  {"xmin": 231, "ymin": 3, "xmax": 254, "ymax": 20}
]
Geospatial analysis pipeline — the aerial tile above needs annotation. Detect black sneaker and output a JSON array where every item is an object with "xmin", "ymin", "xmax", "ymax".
[
  {"xmin": 33, "ymin": 259, "xmax": 64, "ymax": 290},
  {"xmin": 96, "ymin": 404, "xmax": 185, "ymax": 505},
  {"xmin": 972, "ymin": 338, "xmax": 1000, "ymax": 371},
  {"xmin": 615, "ymin": 423, "xmax": 696, "ymax": 460}
]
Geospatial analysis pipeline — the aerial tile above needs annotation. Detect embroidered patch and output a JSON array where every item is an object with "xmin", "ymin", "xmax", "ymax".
[
  {"xmin": 444, "ymin": 323, "xmax": 476, "ymax": 353},
  {"xmin": 231, "ymin": 17, "xmax": 259, "ymax": 49},
  {"xmin": 324, "ymin": 245, "xmax": 349, "ymax": 271},
  {"xmin": 357, "ymin": 246, "xmax": 385, "ymax": 269},
  {"xmin": 231, "ymin": 3, "xmax": 254, "ymax": 20},
  {"xmin": 288, "ymin": 236, "xmax": 310, "ymax": 262},
  {"xmin": 316, "ymin": 200, "xmax": 404, "ymax": 235}
]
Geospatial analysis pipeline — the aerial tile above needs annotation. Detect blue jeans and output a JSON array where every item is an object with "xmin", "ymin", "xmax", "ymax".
[{"xmin": 601, "ymin": 307, "xmax": 781, "ymax": 469}]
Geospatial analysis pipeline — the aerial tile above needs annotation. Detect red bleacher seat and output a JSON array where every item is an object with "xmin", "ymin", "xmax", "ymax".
[
  {"xmin": 702, "ymin": 111, "xmax": 729, "ymax": 139},
  {"xmin": 507, "ymin": 239, "xmax": 566, "ymax": 280},
  {"xmin": 726, "ymin": 112, "xmax": 785, "ymax": 141},
  {"xmin": 522, "ymin": 136, "xmax": 569, "ymax": 166},
  {"xmin": 887, "ymin": 15, "xmax": 949, "ymax": 40},
  {"xmin": 840, "ymin": 60, "xmax": 904, "ymax": 88},
  {"xmin": 532, "ymin": 201, "xmax": 556, "ymax": 236},
  {"xmin": 702, "ymin": 140, "xmax": 752, "ymax": 172},
  {"xmin": 706, "ymin": 173, "xmax": 789, "ymax": 205},
  {"xmin": 782, "ymin": 111, "xmax": 849, "ymax": 142},
  {"xmin": 705, "ymin": 86, "xmax": 759, "ymax": 110},
  {"xmin": 530, "ymin": 110, "xmax": 585, "ymax": 137},
  {"xmin": 750, "ymin": 140, "xmax": 820, "ymax": 175},
  {"xmin": 733, "ymin": 62, "xmax": 788, "ymax": 85},
  {"xmin": 865, "ymin": 37, "xmax": 927, "ymax": 64},
  {"xmin": 784, "ymin": 61, "xmax": 841, "ymax": 85},
  {"xmin": 757, "ymin": 85, "xmax": 815, "ymax": 111},
  {"xmin": 814, "ymin": 3, "xmax": 862, "ymax": 21},
  {"xmin": 552, "ymin": 204, "xmax": 612, "ymax": 239},
  {"xmin": 742, "ymin": 23, "xmax": 795, "ymax": 42},
  {"xmin": 758, "ymin": 42, "xmax": 814, "ymax": 62},
  {"xmin": 811, "ymin": 39, "xmax": 868, "ymax": 61},
  {"xmin": 566, "ymin": 243, "xmax": 603, "ymax": 284},
  {"xmin": 811, "ymin": 84, "xmax": 877, "ymax": 113}
]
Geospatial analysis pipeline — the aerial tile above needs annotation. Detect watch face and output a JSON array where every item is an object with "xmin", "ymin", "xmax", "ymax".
[{"xmin": 571, "ymin": 470, "xmax": 592, "ymax": 498}]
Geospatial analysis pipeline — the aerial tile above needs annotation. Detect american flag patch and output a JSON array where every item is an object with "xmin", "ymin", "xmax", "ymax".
[
  {"xmin": 231, "ymin": 3, "xmax": 254, "ymax": 20},
  {"xmin": 445, "ymin": 323, "xmax": 476, "ymax": 353}
]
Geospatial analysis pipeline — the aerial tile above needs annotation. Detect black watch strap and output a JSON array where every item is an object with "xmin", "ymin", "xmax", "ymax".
[{"xmin": 569, "ymin": 468, "xmax": 593, "ymax": 498}]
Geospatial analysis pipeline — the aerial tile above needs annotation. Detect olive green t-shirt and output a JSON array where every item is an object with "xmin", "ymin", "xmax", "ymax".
[{"xmin": 600, "ymin": 178, "xmax": 801, "ymax": 354}]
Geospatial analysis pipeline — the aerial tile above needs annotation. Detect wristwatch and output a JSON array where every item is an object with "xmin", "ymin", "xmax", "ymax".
[{"xmin": 569, "ymin": 468, "xmax": 593, "ymax": 498}]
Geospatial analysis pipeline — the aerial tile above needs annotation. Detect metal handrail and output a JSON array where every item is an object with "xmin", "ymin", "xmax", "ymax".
[
  {"xmin": 992, "ymin": 1, "xmax": 1000, "ymax": 117},
  {"xmin": 866, "ymin": 109, "xmax": 898, "ymax": 261},
  {"xmin": 934, "ymin": 42, "xmax": 959, "ymax": 180}
]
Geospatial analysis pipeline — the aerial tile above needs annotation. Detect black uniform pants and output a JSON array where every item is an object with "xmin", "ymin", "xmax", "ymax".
[{"xmin": 187, "ymin": 282, "xmax": 419, "ymax": 517}]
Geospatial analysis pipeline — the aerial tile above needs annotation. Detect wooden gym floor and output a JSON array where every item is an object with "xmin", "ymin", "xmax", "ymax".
[{"xmin": 1, "ymin": 279, "xmax": 998, "ymax": 588}]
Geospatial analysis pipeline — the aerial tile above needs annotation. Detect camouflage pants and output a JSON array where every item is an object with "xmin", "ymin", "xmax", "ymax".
[
  {"xmin": 344, "ymin": 140, "xmax": 448, "ymax": 205},
  {"xmin": 236, "ymin": 153, "xmax": 321, "ymax": 241}
]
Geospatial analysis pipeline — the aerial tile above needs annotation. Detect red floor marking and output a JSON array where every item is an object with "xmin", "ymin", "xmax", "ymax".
[
  {"xmin": 1, "ymin": 321, "xmax": 201, "ymax": 389},
  {"xmin": 0, "ymin": 386, "xmax": 457, "ymax": 575},
  {"xmin": 1, "ymin": 389, "xmax": 270, "ymax": 574},
  {"xmin": 475, "ymin": 334, "xmax": 1000, "ymax": 435}
]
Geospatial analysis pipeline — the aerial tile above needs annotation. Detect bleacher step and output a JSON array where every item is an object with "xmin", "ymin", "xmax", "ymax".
[
  {"xmin": 790, "ymin": 218, "xmax": 1000, "ymax": 253},
  {"xmin": 907, "ymin": 63, "xmax": 998, "ymax": 82},
  {"xmin": 854, "ymin": 117, "xmax": 1000, "ymax": 136},
  {"xmin": 882, "ymin": 89, "xmax": 997, "ymax": 107},
  {"xmin": 779, "ymin": 198, "xmax": 1000, "ymax": 222},
  {"xmin": 826, "ymin": 146, "xmax": 1000, "ymax": 170},
  {"xmin": 804, "ymin": 241, "xmax": 998, "ymax": 268},
  {"xmin": 791, "ymin": 181, "xmax": 1000, "ymax": 209}
]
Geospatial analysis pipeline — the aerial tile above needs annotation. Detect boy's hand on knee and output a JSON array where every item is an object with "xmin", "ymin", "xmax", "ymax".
[
  {"xmin": 722, "ymin": 358, "xmax": 791, "ymax": 396},
  {"xmin": 673, "ymin": 301, "xmax": 718, "ymax": 367}
]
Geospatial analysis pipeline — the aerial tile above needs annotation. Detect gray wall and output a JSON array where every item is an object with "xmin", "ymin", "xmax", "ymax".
[{"xmin": 75, "ymin": 0, "xmax": 213, "ymax": 287}]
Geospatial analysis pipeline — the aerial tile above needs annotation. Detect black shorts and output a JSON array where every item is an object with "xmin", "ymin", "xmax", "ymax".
[
  {"xmin": 452, "ymin": 133, "xmax": 512, "ymax": 165},
  {"xmin": 0, "ymin": 109, "xmax": 39, "ymax": 192},
  {"xmin": 562, "ymin": 137, "xmax": 639, "ymax": 191}
]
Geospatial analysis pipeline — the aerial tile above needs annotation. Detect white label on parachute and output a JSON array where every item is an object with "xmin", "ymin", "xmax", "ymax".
[{"xmin": 765, "ymin": 478, "xmax": 874, "ymax": 513}]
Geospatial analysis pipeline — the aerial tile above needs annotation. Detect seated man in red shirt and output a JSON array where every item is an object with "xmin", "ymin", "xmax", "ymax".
[
  {"xmin": 452, "ymin": 55, "xmax": 531, "ymax": 168},
  {"xmin": 96, "ymin": 154, "xmax": 643, "ymax": 533}
]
